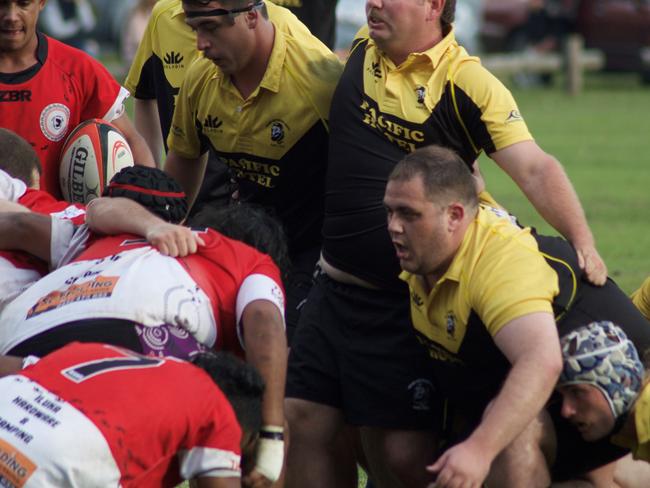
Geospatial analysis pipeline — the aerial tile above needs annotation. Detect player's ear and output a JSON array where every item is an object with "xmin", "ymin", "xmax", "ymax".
[
  {"xmin": 446, "ymin": 202, "xmax": 465, "ymax": 232},
  {"xmin": 427, "ymin": 0, "xmax": 445, "ymax": 22}
]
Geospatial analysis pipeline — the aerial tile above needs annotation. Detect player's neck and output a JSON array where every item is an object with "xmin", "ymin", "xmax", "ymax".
[
  {"xmin": 231, "ymin": 21, "xmax": 275, "ymax": 100},
  {"xmin": 0, "ymin": 36, "xmax": 40, "ymax": 74}
]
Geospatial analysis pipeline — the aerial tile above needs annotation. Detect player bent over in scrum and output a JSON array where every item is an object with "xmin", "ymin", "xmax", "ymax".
[
  {"xmin": 383, "ymin": 145, "xmax": 650, "ymax": 487},
  {"xmin": 0, "ymin": 342, "xmax": 263, "ymax": 487},
  {"xmin": 0, "ymin": 166, "xmax": 289, "ymax": 487}
]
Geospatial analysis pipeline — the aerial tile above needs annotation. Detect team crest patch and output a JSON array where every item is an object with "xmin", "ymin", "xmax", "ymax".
[
  {"xmin": 407, "ymin": 378, "xmax": 434, "ymax": 411},
  {"xmin": 268, "ymin": 119, "xmax": 288, "ymax": 145},
  {"xmin": 39, "ymin": 103, "xmax": 70, "ymax": 142},
  {"xmin": 415, "ymin": 86, "xmax": 426, "ymax": 104},
  {"xmin": 446, "ymin": 312, "xmax": 456, "ymax": 337}
]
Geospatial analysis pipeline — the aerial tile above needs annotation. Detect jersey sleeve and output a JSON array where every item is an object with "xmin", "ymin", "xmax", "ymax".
[
  {"xmin": 471, "ymin": 227, "xmax": 558, "ymax": 337},
  {"xmin": 178, "ymin": 384, "xmax": 242, "ymax": 480},
  {"xmin": 0, "ymin": 169, "xmax": 27, "ymax": 202},
  {"xmin": 76, "ymin": 55, "xmax": 129, "ymax": 123},
  {"xmin": 167, "ymin": 61, "xmax": 204, "ymax": 158},
  {"xmin": 632, "ymin": 277, "xmax": 650, "ymax": 322},
  {"xmin": 450, "ymin": 60, "xmax": 533, "ymax": 154},
  {"xmin": 50, "ymin": 222, "xmax": 91, "ymax": 269},
  {"xmin": 123, "ymin": 9, "xmax": 156, "ymax": 98}
]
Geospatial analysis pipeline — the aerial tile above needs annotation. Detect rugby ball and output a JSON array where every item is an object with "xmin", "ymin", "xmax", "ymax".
[{"xmin": 59, "ymin": 119, "xmax": 134, "ymax": 204}]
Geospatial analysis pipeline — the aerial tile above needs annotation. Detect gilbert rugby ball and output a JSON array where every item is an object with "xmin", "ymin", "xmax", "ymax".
[{"xmin": 59, "ymin": 119, "xmax": 134, "ymax": 203}]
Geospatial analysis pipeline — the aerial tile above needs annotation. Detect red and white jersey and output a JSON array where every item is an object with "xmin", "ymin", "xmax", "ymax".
[
  {"xmin": 0, "ymin": 228, "xmax": 285, "ymax": 354},
  {"xmin": 0, "ymin": 169, "xmax": 86, "ymax": 225},
  {"xmin": 0, "ymin": 342, "xmax": 242, "ymax": 487},
  {"xmin": 0, "ymin": 169, "xmax": 86, "ymax": 311},
  {"xmin": 0, "ymin": 33, "xmax": 128, "ymax": 198}
]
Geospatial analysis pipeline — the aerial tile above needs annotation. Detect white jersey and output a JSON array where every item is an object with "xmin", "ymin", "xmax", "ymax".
[{"xmin": 0, "ymin": 229, "xmax": 284, "ymax": 355}]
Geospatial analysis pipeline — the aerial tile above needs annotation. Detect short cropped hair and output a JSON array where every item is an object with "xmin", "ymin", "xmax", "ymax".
[
  {"xmin": 389, "ymin": 145, "xmax": 478, "ymax": 208},
  {"xmin": 441, "ymin": 0, "xmax": 456, "ymax": 27},
  {"xmin": 0, "ymin": 128, "xmax": 42, "ymax": 187},
  {"xmin": 188, "ymin": 203, "xmax": 291, "ymax": 281},
  {"xmin": 182, "ymin": 0, "xmax": 269, "ymax": 18},
  {"xmin": 192, "ymin": 351, "xmax": 265, "ymax": 434}
]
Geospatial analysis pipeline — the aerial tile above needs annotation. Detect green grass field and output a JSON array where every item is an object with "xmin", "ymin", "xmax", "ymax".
[{"xmin": 478, "ymin": 73, "xmax": 650, "ymax": 293}]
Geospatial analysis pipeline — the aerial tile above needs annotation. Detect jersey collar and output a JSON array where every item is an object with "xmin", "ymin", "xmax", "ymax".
[
  {"xmin": 369, "ymin": 26, "xmax": 458, "ymax": 71},
  {"xmin": 0, "ymin": 32, "xmax": 48, "ymax": 84},
  {"xmin": 257, "ymin": 24, "xmax": 287, "ymax": 94},
  {"xmin": 170, "ymin": 0, "xmax": 184, "ymax": 18}
]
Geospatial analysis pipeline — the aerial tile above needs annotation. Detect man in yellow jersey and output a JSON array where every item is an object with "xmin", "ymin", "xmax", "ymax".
[
  {"xmin": 163, "ymin": 0, "xmax": 341, "ymax": 345},
  {"xmin": 382, "ymin": 146, "xmax": 650, "ymax": 486},
  {"xmin": 285, "ymin": 1, "xmax": 607, "ymax": 486},
  {"xmin": 123, "ymin": 0, "xmax": 322, "ymax": 217}
]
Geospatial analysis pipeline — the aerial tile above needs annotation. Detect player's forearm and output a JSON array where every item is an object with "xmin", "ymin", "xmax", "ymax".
[
  {"xmin": 0, "ymin": 213, "xmax": 53, "ymax": 261},
  {"xmin": 134, "ymin": 98, "xmax": 164, "ymax": 165},
  {"xmin": 86, "ymin": 197, "xmax": 163, "ymax": 237},
  {"xmin": 518, "ymin": 155, "xmax": 594, "ymax": 249},
  {"xmin": 242, "ymin": 303, "xmax": 288, "ymax": 427},
  {"xmin": 469, "ymin": 351, "xmax": 561, "ymax": 462}
]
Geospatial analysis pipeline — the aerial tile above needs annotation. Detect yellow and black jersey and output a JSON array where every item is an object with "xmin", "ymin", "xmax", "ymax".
[
  {"xmin": 322, "ymin": 28, "xmax": 532, "ymax": 290},
  {"xmin": 169, "ymin": 26, "xmax": 342, "ymax": 255},
  {"xmin": 632, "ymin": 277, "xmax": 650, "ymax": 321},
  {"xmin": 124, "ymin": 0, "xmax": 322, "ymax": 151},
  {"xmin": 401, "ymin": 205, "xmax": 650, "ymax": 407},
  {"xmin": 613, "ymin": 381, "xmax": 650, "ymax": 461}
]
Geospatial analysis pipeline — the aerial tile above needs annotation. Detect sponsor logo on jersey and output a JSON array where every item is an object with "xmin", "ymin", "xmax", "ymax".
[
  {"xmin": 407, "ymin": 378, "xmax": 434, "ymax": 411},
  {"xmin": 268, "ymin": 119, "xmax": 287, "ymax": 145},
  {"xmin": 411, "ymin": 290, "xmax": 424, "ymax": 307},
  {"xmin": 219, "ymin": 156, "xmax": 280, "ymax": 189},
  {"xmin": 505, "ymin": 109, "xmax": 523, "ymax": 123},
  {"xmin": 203, "ymin": 114, "xmax": 223, "ymax": 131},
  {"xmin": 0, "ymin": 90, "xmax": 31, "ymax": 102},
  {"xmin": 163, "ymin": 51, "xmax": 185, "ymax": 68},
  {"xmin": 27, "ymin": 276, "xmax": 119, "ymax": 319},
  {"xmin": 360, "ymin": 99, "xmax": 425, "ymax": 152},
  {"xmin": 39, "ymin": 103, "xmax": 70, "ymax": 142},
  {"xmin": 368, "ymin": 60, "xmax": 382, "ymax": 79},
  {"xmin": 0, "ymin": 437, "xmax": 37, "ymax": 486},
  {"xmin": 415, "ymin": 86, "xmax": 426, "ymax": 104}
]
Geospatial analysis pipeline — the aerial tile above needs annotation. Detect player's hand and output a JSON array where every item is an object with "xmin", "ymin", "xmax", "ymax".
[
  {"xmin": 145, "ymin": 223, "xmax": 205, "ymax": 257},
  {"xmin": 575, "ymin": 244, "xmax": 607, "ymax": 286},
  {"xmin": 427, "ymin": 439, "xmax": 491, "ymax": 488},
  {"xmin": 242, "ymin": 469, "xmax": 273, "ymax": 488}
]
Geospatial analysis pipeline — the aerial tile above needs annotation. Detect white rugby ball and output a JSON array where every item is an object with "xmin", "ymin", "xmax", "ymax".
[{"xmin": 59, "ymin": 119, "xmax": 134, "ymax": 203}]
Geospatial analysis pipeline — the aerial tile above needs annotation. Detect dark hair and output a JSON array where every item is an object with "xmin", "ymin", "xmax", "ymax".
[
  {"xmin": 182, "ymin": 0, "xmax": 269, "ymax": 18},
  {"xmin": 188, "ymin": 203, "xmax": 291, "ymax": 281},
  {"xmin": 103, "ymin": 166, "xmax": 188, "ymax": 223},
  {"xmin": 0, "ymin": 128, "xmax": 42, "ymax": 187},
  {"xmin": 441, "ymin": 0, "xmax": 456, "ymax": 27},
  {"xmin": 192, "ymin": 351, "xmax": 265, "ymax": 434},
  {"xmin": 389, "ymin": 145, "xmax": 478, "ymax": 208}
]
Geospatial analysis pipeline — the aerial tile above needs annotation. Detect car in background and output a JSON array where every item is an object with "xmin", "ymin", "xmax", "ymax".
[{"xmin": 480, "ymin": 0, "xmax": 650, "ymax": 82}]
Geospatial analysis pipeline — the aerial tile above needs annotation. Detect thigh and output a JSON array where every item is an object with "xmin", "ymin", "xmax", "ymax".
[
  {"xmin": 337, "ymin": 286, "xmax": 441, "ymax": 429},
  {"xmin": 286, "ymin": 274, "xmax": 344, "ymax": 409}
]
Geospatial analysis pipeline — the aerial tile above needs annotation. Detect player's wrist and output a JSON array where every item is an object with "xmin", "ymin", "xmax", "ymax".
[{"xmin": 255, "ymin": 425, "xmax": 284, "ymax": 481}]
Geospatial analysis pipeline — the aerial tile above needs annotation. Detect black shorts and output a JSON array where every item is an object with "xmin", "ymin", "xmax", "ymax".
[
  {"xmin": 284, "ymin": 246, "xmax": 320, "ymax": 345},
  {"xmin": 8, "ymin": 319, "xmax": 142, "ymax": 357},
  {"xmin": 8, "ymin": 319, "xmax": 206, "ymax": 359},
  {"xmin": 286, "ymin": 271, "xmax": 442, "ymax": 429}
]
